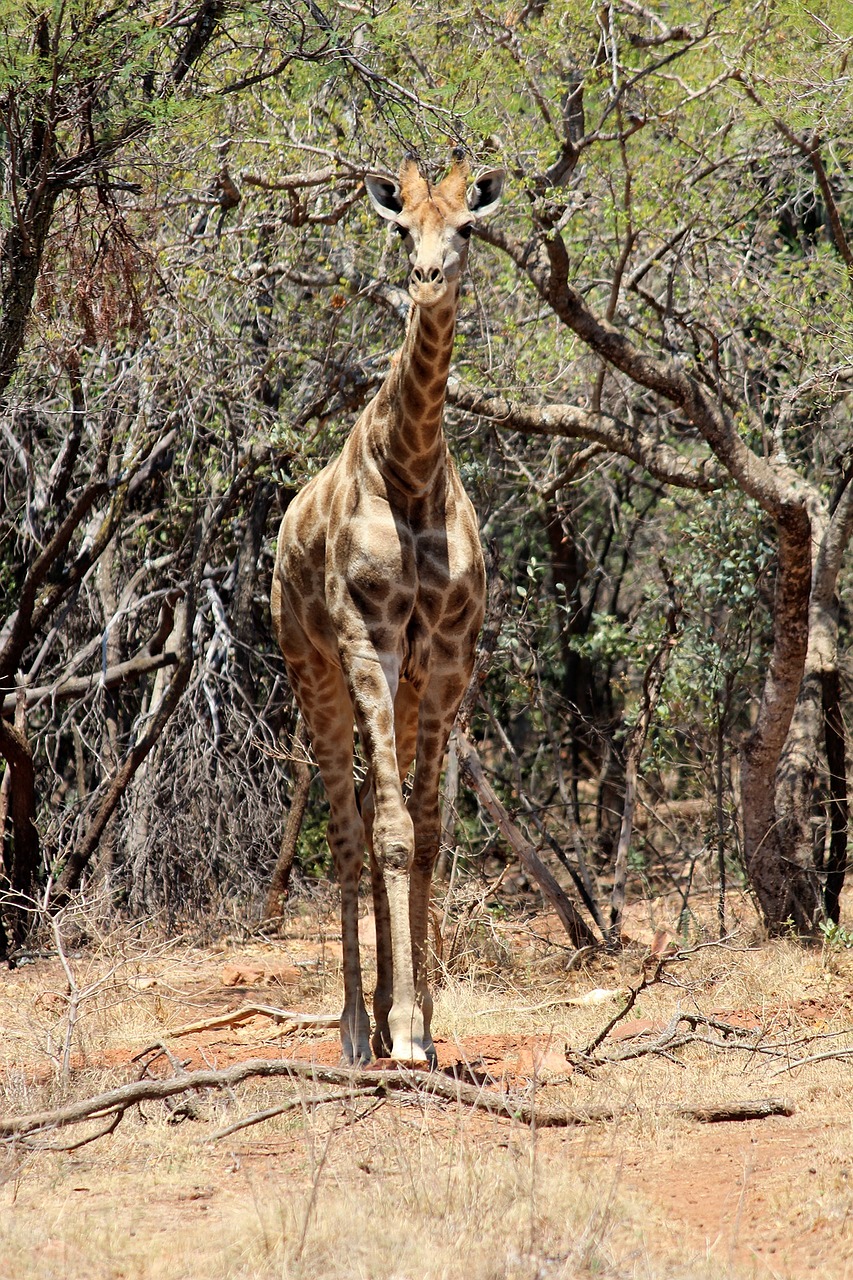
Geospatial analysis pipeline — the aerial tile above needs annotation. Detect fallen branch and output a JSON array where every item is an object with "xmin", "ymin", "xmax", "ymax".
[
  {"xmin": 149, "ymin": 1005, "xmax": 340, "ymax": 1042},
  {"xmin": 582, "ymin": 971, "xmax": 648, "ymax": 1056},
  {"xmin": 580, "ymin": 938, "xmax": 752, "ymax": 1060},
  {"xmin": 1, "ymin": 1055, "xmax": 794, "ymax": 1148},
  {"xmin": 675, "ymin": 1098, "xmax": 793, "ymax": 1123},
  {"xmin": 0, "ymin": 1057, "xmax": 615, "ymax": 1142}
]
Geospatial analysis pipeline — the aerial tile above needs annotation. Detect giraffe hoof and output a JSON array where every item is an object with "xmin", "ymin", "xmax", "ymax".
[
  {"xmin": 388, "ymin": 1042, "xmax": 435, "ymax": 1069},
  {"xmin": 341, "ymin": 1048, "xmax": 372, "ymax": 1067},
  {"xmin": 371, "ymin": 1030, "xmax": 393, "ymax": 1060},
  {"xmin": 340, "ymin": 1027, "xmax": 372, "ymax": 1066}
]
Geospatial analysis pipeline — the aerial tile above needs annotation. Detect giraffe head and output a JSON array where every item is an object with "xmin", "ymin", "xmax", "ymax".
[{"xmin": 364, "ymin": 153, "xmax": 505, "ymax": 308}]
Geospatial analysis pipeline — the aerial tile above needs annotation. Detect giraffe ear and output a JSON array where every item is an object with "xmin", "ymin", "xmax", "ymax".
[
  {"xmin": 468, "ymin": 169, "xmax": 505, "ymax": 218},
  {"xmin": 364, "ymin": 174, "xmax": 404, "ymax": 222}
]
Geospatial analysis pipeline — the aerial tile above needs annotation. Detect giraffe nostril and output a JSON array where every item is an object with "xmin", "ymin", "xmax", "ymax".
[{"xmin": 411, "ymin": 265, "xmax": 444, "ymax": 287}]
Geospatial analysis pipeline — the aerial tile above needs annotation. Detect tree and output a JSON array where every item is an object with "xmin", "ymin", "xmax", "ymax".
[
  {"xmin": 0, "ymin": 0, "xmax": 332, "ymax": 940},
  {"xmin": 440, "ymin": 0, "xmax": 853, "ymax": 933}
]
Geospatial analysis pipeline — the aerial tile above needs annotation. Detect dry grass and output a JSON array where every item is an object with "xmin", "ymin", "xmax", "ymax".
[{"xmin": 2, "ymin": 891, "xmax": 853, "ymax": 1279}]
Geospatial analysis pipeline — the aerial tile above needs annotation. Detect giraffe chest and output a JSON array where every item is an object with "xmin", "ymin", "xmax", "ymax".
[
  {"xmin": 334, "ymin": 518, "xmax": 474, "ymax": 619},
  {"xmin": 327, "ymin": 489, "xmax": 485, "ymax": 661}
]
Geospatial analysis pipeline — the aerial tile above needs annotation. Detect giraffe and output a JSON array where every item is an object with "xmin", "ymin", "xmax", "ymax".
[{"xmin": 271, "ymin": 152, "xmax": 505, "ymax": 1065}]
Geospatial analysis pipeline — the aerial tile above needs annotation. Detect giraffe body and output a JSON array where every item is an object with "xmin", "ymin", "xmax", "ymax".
[{"xmin": 271, "ymin": 156, "xmax": 504, "ymax": 1064}]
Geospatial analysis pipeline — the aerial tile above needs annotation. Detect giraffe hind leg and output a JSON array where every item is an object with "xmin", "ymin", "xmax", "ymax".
[{"xmin": 406, "ymin": 670, "xmax": 469, "ymax": 1066}]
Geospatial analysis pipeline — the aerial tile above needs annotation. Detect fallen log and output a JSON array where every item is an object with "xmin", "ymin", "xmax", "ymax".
[
  {"xmin": 0, "ymin": 1057, "xmax": 616, "ymax": 1138},
  {"xmin": 675, "ymin": 1097, "xmax": 794, "ymax": 1123},
  {"xmin": 0, "ymin": 1054, "xmax": 793, "ymax": 1143}
]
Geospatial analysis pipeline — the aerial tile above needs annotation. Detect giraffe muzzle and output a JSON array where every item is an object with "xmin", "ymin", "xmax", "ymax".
[{"xmin": 409, "ymin": 264, "xmax": 449, "ymax": 306}]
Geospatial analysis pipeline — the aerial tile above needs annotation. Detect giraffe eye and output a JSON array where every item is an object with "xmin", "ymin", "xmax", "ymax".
[
  {"xmin": 458, "ymin": 224, "xmax": 473, "ymax": 240},
  {"xmin": 395, "ymin": 224, "xmax": 410, "ymax": 239}
]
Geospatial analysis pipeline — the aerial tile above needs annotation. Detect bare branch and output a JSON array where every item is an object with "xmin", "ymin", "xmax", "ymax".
[
  {"xmin": 447, "ymin": 376, "xmax": 724, "ymax": 491},
  {"xmin": 736, "ymin": 76, "xmax": 853, "ymax": 275},
  {"xmin": 1, "ymin": 649, "xmax": 180, "ymax": 715},
  {"xmin": 455, "ymin": 729, "xmax": 599, "ymax": 948},
  {"xmin": 241, "ymin": 166, "xmax": 349, "ymax": 191}
]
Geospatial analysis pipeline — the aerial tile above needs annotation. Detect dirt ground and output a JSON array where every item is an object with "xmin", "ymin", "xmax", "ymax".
[{"xmin": 2, "ymin": 894, "xmax": 853, "ymax": 1279}]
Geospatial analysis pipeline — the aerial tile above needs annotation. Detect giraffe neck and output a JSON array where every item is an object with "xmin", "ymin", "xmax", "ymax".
[{"xmin": 377, "ymin": 285, "xmax": 459, "ymax": 495}]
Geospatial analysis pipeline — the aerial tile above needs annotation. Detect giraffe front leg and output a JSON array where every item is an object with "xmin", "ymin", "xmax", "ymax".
[
  {"xmin": 406, "ymin": 798, "xmax": 441, "ymax": 1069},
  {"xmin": 367, "ymin": 844, "xmax": 393, "ymax": 1058},
  {"xmin": 384, "ymin": 866, "xmax": 431, "ymax": 1064},
  {"xmin": 347, "ymin": 653, "xmax": 430, "ymax": 1065},
  {"xmin": 363, "ymin": 679, "xmax": 421, "ymax": 1059},
  {"xmin": 284, "ymin": 657, "xmax": 371, "ymax": 1065},
  {"xmin": 372, "ymin": 785, "xmax": 430, "ymax": 1065}
]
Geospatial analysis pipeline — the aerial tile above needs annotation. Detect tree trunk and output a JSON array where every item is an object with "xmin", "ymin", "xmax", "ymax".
[
  {"xmin": 822, "ymin": 667, "xmax": 848, "ymax": 923},
  {"xmin": 0, "ymin": 708, "xmax": 39, "ymax": 952},
  {"xmin": 741, "ymin": 509, "xmax": 818, "ymax": 933},
  {"xmin": 773, "ymin": 484, "xmax": 853, "ymax": 927},
  {"xmin": 0, "ymin": 15, "xmax": 59, "ymax": 398}
]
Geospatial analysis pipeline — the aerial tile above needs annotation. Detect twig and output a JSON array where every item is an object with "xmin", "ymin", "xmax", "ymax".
[
  {"xmin": 769, "ymin": 1047, "xmax": 853, "ymax": 1077},
  {"xmin": 204, "ymin": 1087, "xmax": 378, "ymax": 1141},
  {"xmin": 49, "ymin": 913, "xmax": 80, "ymax": 1087},
  {"xmin": 26, "ymin": 1110, "xmax": 123, "ymax": 1153}
]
